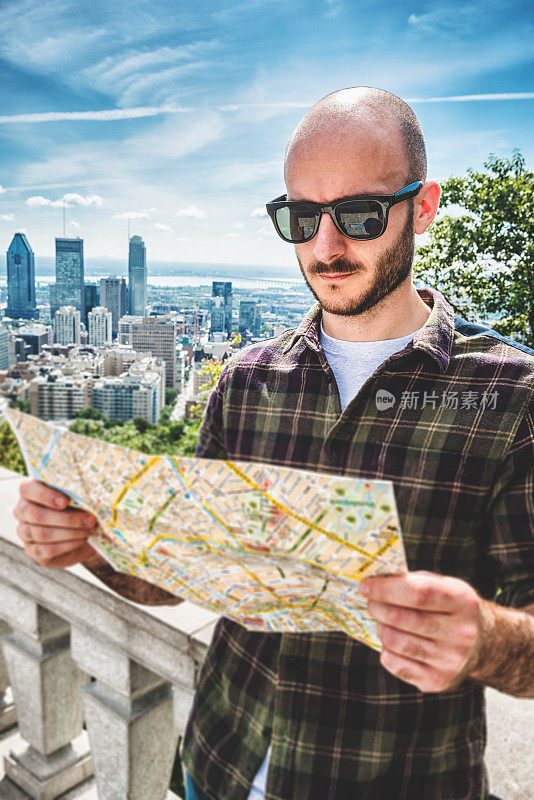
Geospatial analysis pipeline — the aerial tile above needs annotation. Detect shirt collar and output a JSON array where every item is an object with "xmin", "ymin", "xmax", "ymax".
[{"xmin": 282, "ymin": 286, "xmax": 455, "ymax": 373}]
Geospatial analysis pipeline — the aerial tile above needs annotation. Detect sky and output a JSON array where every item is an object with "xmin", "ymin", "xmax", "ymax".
[{"xmin": 0, "ymin": 0, "xmax": 533, "ymax": 274}]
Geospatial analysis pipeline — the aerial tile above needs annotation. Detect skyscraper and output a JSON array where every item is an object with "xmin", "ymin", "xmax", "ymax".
[
  {"xmin": 6, "ymin": 233, "xmax": 37, "ymax": 320},
  {"xmin": 100, "ymin": 276, "xmax": 128, "ymax": 337},
  {"xmin": 131, "ymin": 317, "xmax": 176, "ymax": 388},
  {"xmin": 239, "ymin": 300, "xmax": 262, "ymax": 337},
  {"xmin": 128, "ymin": 235, "xmax": 147, "ymax": 316},
  {"xmin": 54, "ymin": 306, "xmax": 81, "ymax": 345},
  {"xmin": 87, "ymin": 306, "xmax": 112, "ymax": 346},
  {"xmin": 0, "ymin": 326, "xmax": 9, "ymax": 370},
  {"xmin": 211, "ymin": 281, "xmax": 233, "ymax": 338},
  {"xmin": 84, "ymin": 283, "xmax": 100, "ymax": 325},
  {"xmin": 55, "ymin": 238, "xmax": 84, "ymax": 313}
]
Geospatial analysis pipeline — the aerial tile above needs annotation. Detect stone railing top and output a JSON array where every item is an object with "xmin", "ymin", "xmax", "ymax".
[{"xmin": 0, "ymin": 468, "xmax": 220, "ymax": 686}]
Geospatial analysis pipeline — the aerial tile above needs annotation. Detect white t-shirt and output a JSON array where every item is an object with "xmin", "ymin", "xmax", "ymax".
[{"xmin": 246, "ymin": 317, "xmax": 428, "ymax": 799}]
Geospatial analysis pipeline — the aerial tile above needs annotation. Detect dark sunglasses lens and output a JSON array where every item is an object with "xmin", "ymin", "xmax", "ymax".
[
  {"xmin": 336, "ymin": 201, "xmax": 384, "ymax": 239},
  {"xmin": 275, "ymin": 205, "xmax": 318, "ymax": 242}
]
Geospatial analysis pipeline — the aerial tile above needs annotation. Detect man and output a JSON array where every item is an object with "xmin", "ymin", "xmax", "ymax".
[{"xmin": 14, "ymin": 87, "xmax": 534, "ymax": 800}]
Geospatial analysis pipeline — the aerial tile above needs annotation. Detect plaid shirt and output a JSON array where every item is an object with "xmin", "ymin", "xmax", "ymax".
[{"xmin": 179, "ymin": 286, "xmax": 534, "ymax": 800}]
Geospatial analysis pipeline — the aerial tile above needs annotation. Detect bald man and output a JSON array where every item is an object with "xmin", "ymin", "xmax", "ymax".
[{"xmin": 14, "ymin": 87, "xmax": 534, "ymax": 800}]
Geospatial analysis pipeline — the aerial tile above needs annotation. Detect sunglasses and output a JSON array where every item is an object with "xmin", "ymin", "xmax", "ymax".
[{"xmin": 266, "ymin": 181, "xmax": 422, "ymax": 244}]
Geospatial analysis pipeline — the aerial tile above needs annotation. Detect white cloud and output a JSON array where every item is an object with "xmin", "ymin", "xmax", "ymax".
[
  {"xmin": 63, "ymin": 193, "xmax": 103, "ymax": 206},
  {"xmin": 176, "ymin": 205, "xmax": 206, "ymax": 218},
  {"xmin": 257, "ymin": 226, "xmax": 275, "ymax": 236},
  {"xmin": 0, "ymin": 185, "xmax": 6, "ymax": 194},
  {"xmin": 176, "ymin": 236, "xmax": 189, "ymax": 243},
  {"xmin": 113, "ymin": 208, "xmax": 156, "ymax": 219},
  {"xmin": 226, "ymin": 232, "xmax": 240, "ymax": 238},
  {"xmin": 154, "ymin": 222, "xmax": 173, "ymax": 232},
  {"xmin": 25, "ymin": 192, "xmax": 102, "ymax": 208},
  {"xmin": 26, "ymin": 195, "xmax": 55, "ymax": 207},
  {"xmin": 251, "ymin": 207, "xmax": 268, "ymax": 218},
  {"xmin": 1, "ymin": 213, "xmax": 14, "ymax": 221},
  {"xmin": 0, "ymin": 105, "xmax": 191, "ymax": 124},
  {"xmin": 233, "ymin": 222, "xmax": 244, "ymax": 228},
  {"xmin": 69, "ymin": 221, "xmax": 80, "ymax": 228}
]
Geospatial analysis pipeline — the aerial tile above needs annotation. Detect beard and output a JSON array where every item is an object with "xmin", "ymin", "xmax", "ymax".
[{"xmin": 296, "ymin": 200, "xmax": 415, "ymax": 316}]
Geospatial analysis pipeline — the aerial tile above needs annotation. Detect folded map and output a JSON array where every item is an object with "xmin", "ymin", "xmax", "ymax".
[{"xmin": 4, "ymin": 408, "xmax": 407, "ymax": 650}]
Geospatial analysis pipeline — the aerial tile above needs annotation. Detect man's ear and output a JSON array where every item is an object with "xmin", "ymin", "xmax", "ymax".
[{"xmin": 414, "ymin": 181, "xmax": 441, "ymax": 235}]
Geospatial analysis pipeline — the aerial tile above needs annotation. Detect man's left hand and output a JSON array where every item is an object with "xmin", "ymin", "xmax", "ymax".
[{"xmin": 360, "ymin": 571, "xmax": 485, "ymax": 693}]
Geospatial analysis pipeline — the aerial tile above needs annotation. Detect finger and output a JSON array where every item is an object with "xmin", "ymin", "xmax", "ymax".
[
  {"xmin": 26, "ymin": 540, "xmax": 97, "ymax": 569},
  {"xmin": 367, "ymin": 599, "xmax": 449, "ymax": 639},
  {"xmin": 376, "ymin": 621, "xmax": 437, "ymax": 663},
  {"xmin": 379, "ymin": 648, "xmax": 452, "ymax": 693},
  {"xmin": 16, "ymin": 521, "xmax": 96, "ymax": 545},
  {"xmin": 24, "ymin": 537, "xmax": 95, "ymax": 564},
  {"xmin": 362, "ymin": 572, "xmax": 464, "ymax": 613},
  {"xmin": 19, "ymin": 479, "xmax": 70, "ymax": 509},
  {"xmin": 14, "ymin": 499, "xmax": 98, "ymax": 531}
]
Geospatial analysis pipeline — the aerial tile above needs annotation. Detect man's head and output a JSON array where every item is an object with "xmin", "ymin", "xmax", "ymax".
[{"xmin": 282, "ymin": 87, "xmax": 440, "ymax": 317}]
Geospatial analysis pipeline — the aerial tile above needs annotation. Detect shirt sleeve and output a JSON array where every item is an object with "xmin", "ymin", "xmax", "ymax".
[
  {"xmin": 484, "ymin": 401, "xmax": 534, "ymax": 609},
  {"xmin": 194, "ymin": 365, "xmax": 229, "ymax": 460}
]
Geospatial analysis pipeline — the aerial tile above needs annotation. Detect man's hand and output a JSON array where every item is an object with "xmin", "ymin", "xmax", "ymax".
[
  {"xmin": 13, "ymin": 478, "xmax": 104, "ymax": 569},
  {"xmin": 360, "ymin": 571, "xmax": 484, "ymax": 693}
]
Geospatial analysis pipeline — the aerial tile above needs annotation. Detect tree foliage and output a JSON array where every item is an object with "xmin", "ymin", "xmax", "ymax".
[{"xmin": 413, "ymin": 150, "xmax": 534, "ymax": 346}]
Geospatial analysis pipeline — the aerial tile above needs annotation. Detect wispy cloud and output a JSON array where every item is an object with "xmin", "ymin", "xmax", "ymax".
[
  {"xmin": 176, "ymin": 205, "xmax": 206, "ymax": 218},
  {"xmin": 251, "ymin": 207, "xmax": 268, "ymax": 218},
  {"xmin": 154, "ymin": 222, "xmax": 173, "ymax": 232},
  {"xmin": 113, "ymin": 208, "xmax": 156, "ymax": 219},
  {"xmin": 407, "ymin": 92, "xmax": 534, "ymax": 103},
  {"xmin": 0, "ymin": 105, "xmax": 191, "ymax": 124},
  {"xmin": 1, "ymin": 213, "xmax": 14, "ymax": 221},
  {"xmin": 0, "ymin": 185, "xmax": 6, "ymax": 194}
]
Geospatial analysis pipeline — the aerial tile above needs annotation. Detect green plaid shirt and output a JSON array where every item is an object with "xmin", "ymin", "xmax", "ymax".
[{"xmin": 180, "ymin": 286, "xmax": 534, "ymax": 800}]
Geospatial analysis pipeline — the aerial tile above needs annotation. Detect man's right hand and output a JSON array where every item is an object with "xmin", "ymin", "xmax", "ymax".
[{"xmin": 13, "ymin": 478, "xmax": 105, "ymax": 569}]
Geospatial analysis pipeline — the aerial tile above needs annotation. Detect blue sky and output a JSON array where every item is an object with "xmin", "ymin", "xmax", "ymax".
[{"xmin": 0, "ymin": 0, "xmax": 533, "ymax": 272}]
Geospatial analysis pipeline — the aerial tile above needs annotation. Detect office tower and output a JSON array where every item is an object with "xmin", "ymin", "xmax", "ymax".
[
  {"xmin": 87, "ymin": 306, "xmax": 112, "ymax": 347},
  {"xmin": 239, "ymin": 300, "xmax": 262, "ymax": 337},
  {"xmin": 55, "ymin": 238, "xmax": 84, "ymax": 313},
  {"xmin": 54, "ymin": 306, "xmax": 81, "ymax": 345},
  {"xmin": 100, "ymin": 276, "xmax": 127, "ymax": 336},
  {"xmin": 29, "ymin": 374, "xmax": 92, "ymax": 420},
  {"xmin": 18, "ymin": 324, "xmax": 49, "ymax": 355},
  {"xmin": 49, "ymin": 284, "xmax": 58, "ymax": 319},
  {"xmin": 6, "ymin": 233, "xmax": 37, "ymax": 320},
  {"xmin": 117, "ymin": 315, "xmax": 142, "ymax": 345},
  {"xmin": 211, "ymin": 281, "xmax": 233, "ymax": 338},
  {"xmin": 131, "ymin": 316, "xmax": 176, "ymax": 388},
  {"xmin": 128, "ymin": 235, "xmax": 147, "ymax": 316},
  {"xmin": 93, "ymin": 371, "xmax": 162, "ymax": 425},
  {"xmin": 84, "ymin": 283, "xmax": 100, "ymax": 325},
  {"xmin": 0, "ymin": 326, "xmax": 9, "ymax": 369}
]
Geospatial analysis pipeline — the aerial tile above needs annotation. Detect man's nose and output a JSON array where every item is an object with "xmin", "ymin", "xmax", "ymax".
[{"xmin": 312, "ymin": 211, "xmax": 347, "ymax": 264}]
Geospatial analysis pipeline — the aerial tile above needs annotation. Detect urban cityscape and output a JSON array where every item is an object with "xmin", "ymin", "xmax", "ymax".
[{"xmin": 0, "ymin": 230, "xmax": 312, "ymax": 428}]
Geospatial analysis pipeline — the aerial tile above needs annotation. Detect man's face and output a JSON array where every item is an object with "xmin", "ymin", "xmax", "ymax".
[{"xmin": 285, "ymin": 123, "xmax": 416, "ymax": 317}]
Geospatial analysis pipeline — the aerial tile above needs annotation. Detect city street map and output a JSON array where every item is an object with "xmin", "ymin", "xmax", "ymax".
[{"xmin": 5, "ymin": 408, "xmax": 407, "ymax": 650}]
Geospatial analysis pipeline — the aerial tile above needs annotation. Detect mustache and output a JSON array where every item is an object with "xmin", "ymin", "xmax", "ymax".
[{"xmin": 307, "ymin": 258, "xmax": 363, "ymax": 275}]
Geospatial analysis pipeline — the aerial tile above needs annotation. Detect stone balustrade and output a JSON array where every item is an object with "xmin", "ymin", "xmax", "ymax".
[{"xmin": 0, "ymin": 468, "xmax": 219, "ymax": 799}]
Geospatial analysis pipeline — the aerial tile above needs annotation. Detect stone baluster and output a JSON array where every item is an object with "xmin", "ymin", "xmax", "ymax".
[
  {"xmin": 0, "ymin": 619, "xmax": 16, "ymax": 733},
  {"xmin": 0, "ymin": 583, "xmax": 93, "ymax": 800},
  {"xmin": 71, "ymin": 626, "xmax": 180, "ymax": 800}
]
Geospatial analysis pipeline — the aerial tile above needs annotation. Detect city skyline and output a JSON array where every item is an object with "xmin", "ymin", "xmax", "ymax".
[{"xmin": 0, "ymin": 0, "xmax": 533, "ymax": 268}]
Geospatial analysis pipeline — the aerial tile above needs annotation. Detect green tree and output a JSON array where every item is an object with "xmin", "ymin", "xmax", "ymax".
[
  {"xmin": 413, "ymin": 150, "xmax": 534, "ymax": 346},
  {"xmin": 0, "ymin": 421, "xmax": 26, "ymax": 474}
]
